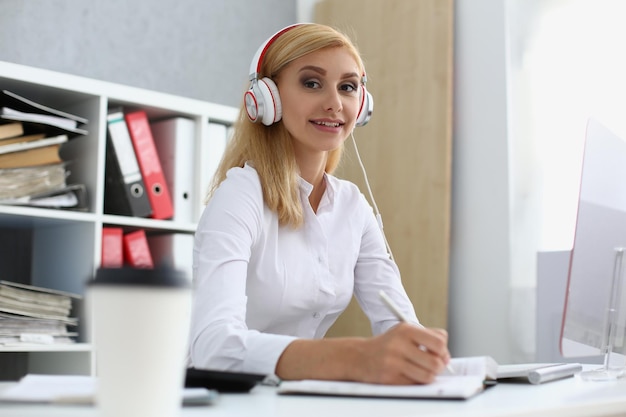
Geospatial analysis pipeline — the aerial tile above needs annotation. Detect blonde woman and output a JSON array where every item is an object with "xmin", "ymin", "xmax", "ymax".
[{"xmin": 188, "ymin": 23, "xmax": 450, "ymax": 384}]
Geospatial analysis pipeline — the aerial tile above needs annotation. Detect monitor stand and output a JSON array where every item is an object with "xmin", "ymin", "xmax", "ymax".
[{"xmin": 581, "ymin": 248, "xmax": 626, "ymax": 381}]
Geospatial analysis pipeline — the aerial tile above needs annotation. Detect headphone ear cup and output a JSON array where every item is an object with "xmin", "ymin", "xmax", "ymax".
[
  {"xmin": 244, "ymin": 77, "xmax": 282, "ymax": 125},
  {"xmin": 244, "ymin": 86, "xmax": 261, "ymax": 123},
  {"xmin": 355, "ymin": 87, "xmax": 373, "ymax": 127},
  {"xmin": 257, "ymin": 77, "xmax": 282, "ymax": 126}
]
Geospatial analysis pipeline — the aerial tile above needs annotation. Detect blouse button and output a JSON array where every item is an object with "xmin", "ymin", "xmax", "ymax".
[{"xmin": 312, "ymin": 312, "xmax": 321, "ymax": 319}]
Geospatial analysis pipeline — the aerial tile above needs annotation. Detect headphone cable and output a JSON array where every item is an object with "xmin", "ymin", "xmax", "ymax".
[{"xmin": 350, "ymin": 131, "xmax": 395, "ymax": 261}]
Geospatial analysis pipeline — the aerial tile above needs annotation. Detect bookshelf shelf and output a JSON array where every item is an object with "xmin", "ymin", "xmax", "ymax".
[
  {"xmin": 0, "ymin": 206, "xmax": 97, "ymax": 225},
  {"xmin": 0, "ymin": 61, "xmax": 237, "ymax": 379},
  {"xmin": 101, "ymin": 214, "xmax": 197, "ymax": 234},
  {"xmin": 0, "ymin": 343, "xmax": 93, "ymax": 353}
]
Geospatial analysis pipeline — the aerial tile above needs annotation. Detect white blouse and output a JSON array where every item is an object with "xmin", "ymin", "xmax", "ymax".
[{"xmin": 187, "ymin": 163, "xmax": 419, "ymax": 375}]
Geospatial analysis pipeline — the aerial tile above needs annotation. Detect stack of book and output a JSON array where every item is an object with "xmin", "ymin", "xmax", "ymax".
[
  {"xmin": 0, "ymin": 90, "xmax": 88, "ymax": 210},
  {"xmin": 0, "ymin": 280, "xmax": 80, "ymax": 346}
]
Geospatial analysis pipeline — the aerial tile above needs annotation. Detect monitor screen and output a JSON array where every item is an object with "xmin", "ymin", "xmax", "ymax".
[{"xmin": 560, "ymin": 119, "xmax": 626, "ymax": 360}]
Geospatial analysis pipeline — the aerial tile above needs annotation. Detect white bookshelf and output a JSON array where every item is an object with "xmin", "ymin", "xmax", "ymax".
[{"xmin": 0, "ymin": 61, "xmax": 237, "ymax": 378}]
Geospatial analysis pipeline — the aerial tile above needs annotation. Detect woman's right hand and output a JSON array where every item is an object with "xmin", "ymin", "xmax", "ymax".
[{"xmin": 355, "ymin": 323, "xmax": 451, "ymax": 385}]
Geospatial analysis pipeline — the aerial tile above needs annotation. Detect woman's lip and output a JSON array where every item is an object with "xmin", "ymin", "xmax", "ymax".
[
  {"xmin": 310, "ymin": 120, "xmax": 344, "ymax": 127},
  {"xmin": 310, "ymin": 120, "xmax": 343, "ymax": 132}
]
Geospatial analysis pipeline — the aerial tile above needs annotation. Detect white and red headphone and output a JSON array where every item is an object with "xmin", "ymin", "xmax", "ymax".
[{"xmin": 244, "ymin": 23, "xmax": 374, "ymax": 127}]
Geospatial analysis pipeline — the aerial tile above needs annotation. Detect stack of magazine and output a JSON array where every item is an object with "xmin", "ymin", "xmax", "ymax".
[
  {"xmin": 0, "ymin": 280, "xmax": 80, "ymax": 346},
  {"xmin": 0, "ymin": 89, "xmax": 89, "ymax": 211}
]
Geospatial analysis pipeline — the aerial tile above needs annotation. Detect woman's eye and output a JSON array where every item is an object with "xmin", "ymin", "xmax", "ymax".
[
  {"xmin": 341, "ymin": 83, "xmax": 358, "ymax": 93},
  {"xmin": 303, "ymin": 80, "xmax": 321, "ymax": 89}
]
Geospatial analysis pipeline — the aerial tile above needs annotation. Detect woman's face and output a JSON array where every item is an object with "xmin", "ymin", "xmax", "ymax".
[{"xmin": 276, "ymin": 46, "xmax": 362, "ymax": 156}]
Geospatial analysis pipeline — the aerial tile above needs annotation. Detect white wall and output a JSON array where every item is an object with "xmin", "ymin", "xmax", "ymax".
[{"xmin": 448, "ymin": 0, "xmax": 513, "ymax": 362}]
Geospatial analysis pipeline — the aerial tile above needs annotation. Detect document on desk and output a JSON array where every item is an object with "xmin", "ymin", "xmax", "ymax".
[
  {"xmin": 278, "ymin": 375, "xmax": 489, "ymax": 400},
  {"xmin": 0, "ymin": 374, "xmax": 217, "ymax": 405},
  {"xmin": 278, "ymin": 356, "xmax": 500, "ymax": 400}
]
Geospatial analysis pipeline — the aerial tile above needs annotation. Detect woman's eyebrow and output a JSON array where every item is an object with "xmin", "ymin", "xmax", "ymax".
[
  {"xmin": 298, "ymin": 65, "xmax": 360, "ymax": 80},
  {"xmin": 341, "ymin": 72, "xmax": 360, "ymax": 80},
  {"xmin": 298, "ymin": 65, "xmax": 326, "ymax": 75}
]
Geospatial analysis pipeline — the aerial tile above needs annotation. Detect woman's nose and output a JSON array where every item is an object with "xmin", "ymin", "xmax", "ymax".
[{"xmin": 323, "ymin": 89, "xmax": 342, "ymax": 113}]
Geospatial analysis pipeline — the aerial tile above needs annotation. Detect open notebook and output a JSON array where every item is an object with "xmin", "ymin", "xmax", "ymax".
[{"xmin": 278, "ymin": 357, "xmax": 582, "ymax": 400}]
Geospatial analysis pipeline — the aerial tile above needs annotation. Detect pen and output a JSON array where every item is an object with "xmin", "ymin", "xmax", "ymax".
[{"xmin": 379, "ymin": 290, "xmax": 455, "ymax": 374}]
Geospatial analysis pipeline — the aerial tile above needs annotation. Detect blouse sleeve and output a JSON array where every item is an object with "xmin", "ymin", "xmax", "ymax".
[
  {"xmin": 187, "ymin": 166, "xmax": 296, "ymax": 375},
  {"xmin": 352, "ymin": 193, "xmax": 421, "ymax": 335}
]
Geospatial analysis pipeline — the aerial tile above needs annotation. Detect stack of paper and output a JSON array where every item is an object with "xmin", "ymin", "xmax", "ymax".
[
  {"xmin": 0, "ymin": 90, "xmax": 88, "ymax": 136},
  {"xmin": 0, "ymin": 90, "xmax": 89, "ymax": 210},
  {"xmin": 0, "ymin": 281, "xmax": 80, "ymax": 345},
  {"xmin": 0, "ymin": 163, "xmax": 67, "ymax": 201},
  {"xmin": 0, "ymin": 374, "xmax": 217, "ymax": 405}
]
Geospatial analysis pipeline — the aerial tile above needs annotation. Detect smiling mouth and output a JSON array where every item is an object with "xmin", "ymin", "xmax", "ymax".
[{"xmin": 312, "ymin": 121, "xmax": 342, "ymax": 127}]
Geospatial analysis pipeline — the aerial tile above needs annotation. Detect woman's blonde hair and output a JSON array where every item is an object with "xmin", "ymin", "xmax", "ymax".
[{"xmin": 206, "ymin": 23, "xmax": 366, "ymax": 228}]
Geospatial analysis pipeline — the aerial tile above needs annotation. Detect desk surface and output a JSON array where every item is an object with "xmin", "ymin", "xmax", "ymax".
[{"xmin": 1, "ymin": 371, "xmax": 626, "ymax": 417}]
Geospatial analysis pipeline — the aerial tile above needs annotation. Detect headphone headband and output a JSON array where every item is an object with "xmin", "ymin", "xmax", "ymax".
[{"xmin": 249, "ymin": 23, "xmax": 304, "ymax": 81}]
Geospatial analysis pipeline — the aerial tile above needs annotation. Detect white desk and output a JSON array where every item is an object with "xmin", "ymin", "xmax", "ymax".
[{"xmin": 1, "ymin": 372, "xmax": 626, "ymax": 417}]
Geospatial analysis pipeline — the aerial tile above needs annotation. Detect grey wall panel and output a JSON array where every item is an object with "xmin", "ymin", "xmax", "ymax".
[{"xmin": 0, "ymin": 0, "xmax": 296, "ymax": 107}]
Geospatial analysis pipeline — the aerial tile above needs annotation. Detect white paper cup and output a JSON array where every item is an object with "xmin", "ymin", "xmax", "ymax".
[{"xmin": 88, "ymin": 267, "xmax": 191, "ymax": 417}]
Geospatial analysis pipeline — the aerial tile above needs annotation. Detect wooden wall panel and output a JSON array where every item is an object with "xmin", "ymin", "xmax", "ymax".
[{"xmin": 315, "ymin": 0, "xmax": 454, "ymax": 335}]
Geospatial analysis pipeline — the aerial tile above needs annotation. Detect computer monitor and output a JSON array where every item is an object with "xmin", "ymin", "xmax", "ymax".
[{"xmin": 560, "ymin": 119, "xmax": 626, "ymax": 378}]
